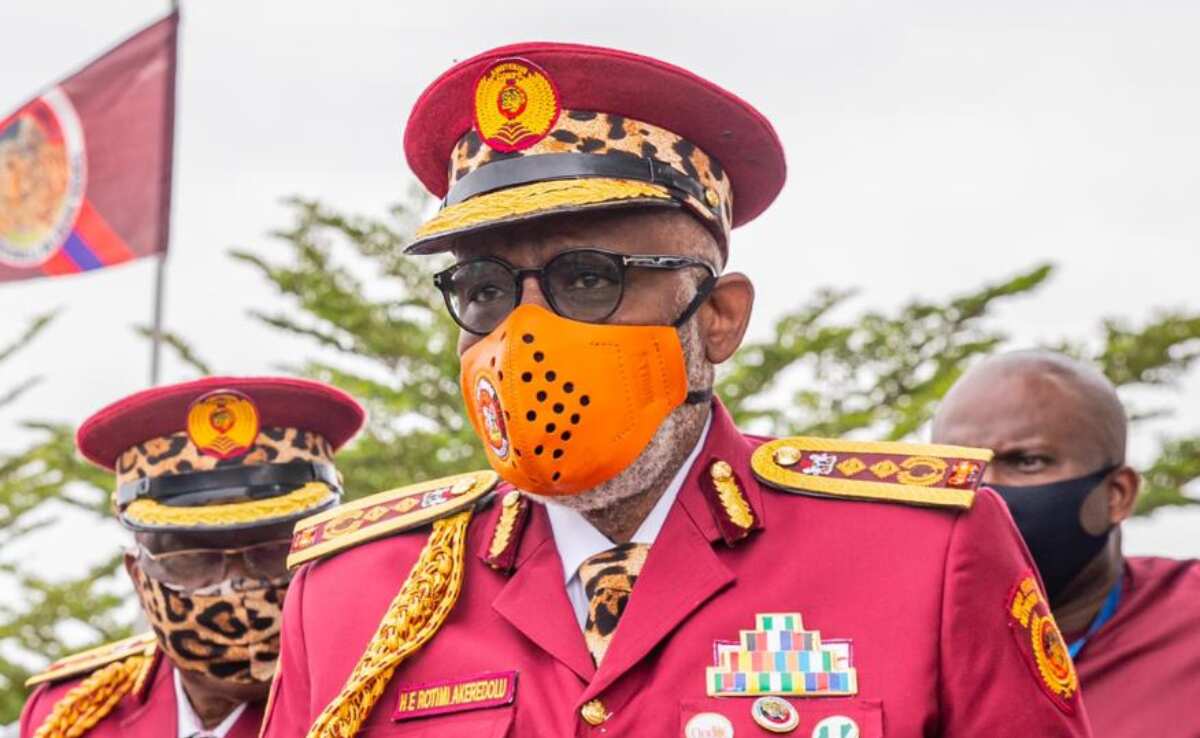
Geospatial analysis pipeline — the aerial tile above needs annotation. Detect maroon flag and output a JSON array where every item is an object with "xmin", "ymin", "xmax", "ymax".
[{"xmin": 0, "ymin": 12, "xmax": 177, "ymax": 280}]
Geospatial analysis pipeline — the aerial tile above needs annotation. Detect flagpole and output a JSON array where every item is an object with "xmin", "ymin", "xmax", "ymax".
[
  {"xmin": 150, "ymin": 255, "xmax": 166, "ymax": 385},
  {"xmin": 150, "ymin": 0, "xmax": 179, "ymax": 386}
]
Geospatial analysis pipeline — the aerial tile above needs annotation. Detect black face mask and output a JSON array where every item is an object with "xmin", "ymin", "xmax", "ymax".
[{"xmin": 990, "ymin": 466, "xmax": 1117, "ymax": 604}]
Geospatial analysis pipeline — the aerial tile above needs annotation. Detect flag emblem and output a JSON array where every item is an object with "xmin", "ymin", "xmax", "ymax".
[
  {"xmin": 0, "ymin": 89, "xmax": 86, "ymax": 267},
  {"xmin": 0, "ymin": 12, "xmax": 177, "ymax": 282}
]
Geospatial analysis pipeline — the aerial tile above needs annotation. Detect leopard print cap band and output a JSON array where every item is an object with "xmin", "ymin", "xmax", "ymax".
[
  {"xmin": 115, "ymin": 426, "xmax": 334, "ymax": 488},
  {"xmin": 410, "ymin": 110, "xmax": 733, "ymax": 253},
  {"xmin": 113, "ymin": 426, "xmax": 338, "ymax": 531}
]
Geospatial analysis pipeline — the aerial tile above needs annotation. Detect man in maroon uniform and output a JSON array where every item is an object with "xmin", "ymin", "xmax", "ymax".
[
  {"xmin": 262, "ymin": 44, "xmax": 1095, "ymax": 738},
  {"xmin": 19, "ymin": 377, "xmax": 363, "ymax": 738},
  {"xmin": 934, "ymin": 351, "xmax": 1200, "ymax": 738}
]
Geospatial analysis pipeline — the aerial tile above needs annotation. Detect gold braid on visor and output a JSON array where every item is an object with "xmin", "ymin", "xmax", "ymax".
[{"xmin": 122, "ymin": 481, "xmax": 337, "ymax": 529}]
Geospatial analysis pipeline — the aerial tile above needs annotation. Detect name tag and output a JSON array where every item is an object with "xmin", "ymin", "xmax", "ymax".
[{"xmin": 392, "ymin": 670, "xmax": 517, "ymax": 721}]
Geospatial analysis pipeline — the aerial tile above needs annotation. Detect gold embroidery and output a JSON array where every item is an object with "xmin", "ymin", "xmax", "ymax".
[
  {"xmin": 896, "ymin": 456, "xmax": 949, "ymax": 487},
  {"xmin": 835, "ymin": 457, "xmax": 866, "ymax": 476},
  {"xmin": 869, "ymin": 460, "xmax": 899, "ymax": 479},
  {"xmin": 487, "ymin": 491, "xmax": 522, "ymax": 561},
  {"xmin": 711, "ymin": 460, "xmax": 754, "ymax": 529},
  {"xmin": 416, "ymin": 178, "xmax": 671, "ymax": 240}
]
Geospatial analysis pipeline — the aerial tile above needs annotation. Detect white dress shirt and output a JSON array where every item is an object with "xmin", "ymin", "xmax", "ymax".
[
  {"xmin": 174, "ymin": 668, "xmax": 248, "ymax": 738},
  {"xmin": 545, "ymin": 413, "xmax": 712, "ymax": 629}
]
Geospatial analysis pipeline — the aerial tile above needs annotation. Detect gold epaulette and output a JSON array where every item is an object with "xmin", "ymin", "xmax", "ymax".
[
  {"xmin": 287, "ymin": 470, "xmax": 499, "ymax": 569},
  {"xmin": 26, "ymin": 635, "xmax": 157, "ymax": 738},
  {"xmin": 752, "ymin": 437, "xmax": 993, "ymax": 509},
  {"xmin": 25, "ymin": 633, "xmax": 157, "ymax": 688}
]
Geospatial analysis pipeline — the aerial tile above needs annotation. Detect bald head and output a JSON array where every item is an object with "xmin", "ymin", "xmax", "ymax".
[{"xmin": 932, "ymin": 351, "xmax": 1126, "ymax": 485}]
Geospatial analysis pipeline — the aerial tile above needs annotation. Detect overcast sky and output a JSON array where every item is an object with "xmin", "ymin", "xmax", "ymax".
[{"xmin": 0, "ymin": 0, "xmax": 1197, "ymax": 570}]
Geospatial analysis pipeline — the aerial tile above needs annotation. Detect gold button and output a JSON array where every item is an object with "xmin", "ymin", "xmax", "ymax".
[
  {"xmin": 710, "ymin": 460, "xmax": 734, "ymax": 482},
  {"xmin": 773, "ymin": 445, "xmax": 802, "ymax": 467},
  {"xmin": 502, "ymin": 490, "xmax": 521, "ymax": 507},
  {"xmin": 580, "ymin": 699, "xmax": 610, "ymax": 726},
  {"xmin": 704, "ymin": 187, "xmax": 720, "ymax": 208}
]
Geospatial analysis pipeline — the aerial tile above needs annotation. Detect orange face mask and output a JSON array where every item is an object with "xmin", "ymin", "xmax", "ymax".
[{"xmin": 461, "ymin": 304, "xmax": 705, "ymax": 496}]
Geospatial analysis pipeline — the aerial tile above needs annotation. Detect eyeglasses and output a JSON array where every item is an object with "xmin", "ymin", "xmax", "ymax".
[
  {"xmin": 136, "ymin": 539, "xmax": 293, "ymax": 590},
  {"xmin": 433, "ymin": 248, "xmax": 718, "ymax": 335}
]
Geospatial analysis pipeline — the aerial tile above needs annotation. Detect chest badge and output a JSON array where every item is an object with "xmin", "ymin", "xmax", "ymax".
[
  {"xmin": 707, "ymin": 613, "xmax": 858, "ymax": 697},
  {"xmin": 685, "ymin": 712, "xmax": 735, "ymax": 738},
  {"xmin": 751, "ymin": 696, "xmax": 800, "ymax": 733},
  {"xmin": 812, "ymin": 715, "xmax": 860, "ymax": 738}
]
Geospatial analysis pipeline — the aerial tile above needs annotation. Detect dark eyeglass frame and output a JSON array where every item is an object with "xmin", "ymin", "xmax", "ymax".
[
  {"xmin": 135, "ymin": 538, "xmax": 293, "ymax": 589},
  {"xmin": 433, "ymin": 248, "xmax": 719, "ymax": 336}
]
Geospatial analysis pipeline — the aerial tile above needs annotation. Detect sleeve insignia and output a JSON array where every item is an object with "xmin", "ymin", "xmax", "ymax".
[
  {"xmin": 1008, "ymin": 573, "xmax": 1079, "ymax": 713},
  {"xmin": 751, "ymin": 437, "xmax": 992, "ymax": 509},
  {"xmin": 287, "ymin": 470, "xmax": 499, "ymax": 569},
  {"xmin": 24, "ymin": 632, "xmax": 157, "ymax": 688}
]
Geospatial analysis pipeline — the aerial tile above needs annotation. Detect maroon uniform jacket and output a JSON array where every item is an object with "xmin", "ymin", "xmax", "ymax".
[
  {"xmin": 263, "ymin": 402, "xmax": 1093, "ymax": 737},
  {"xmin": 20, "ymin": 652, "xmax": 264, "ymax": 738},
  {"xmin": 1074, "ymin": 556, "xmax": 1200, "ymax": 738}
]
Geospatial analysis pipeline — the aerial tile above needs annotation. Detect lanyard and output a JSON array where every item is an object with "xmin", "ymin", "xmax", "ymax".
[{"xmin": 1068, "ymin": 576, "xmax": 1123, "ymax": 660}]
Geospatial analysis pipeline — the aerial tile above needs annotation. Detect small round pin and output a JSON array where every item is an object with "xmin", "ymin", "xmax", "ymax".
[
  {"xmin": 684, "ymin": 711, "xmax": 735, "ymax": 738},
  {"xmin": 750, "ymin": 696, "xmax": 799, "ymax": 733},
  {"xmin": 812, "ymin": 715, "xmax": 859, "ymax": 738}
]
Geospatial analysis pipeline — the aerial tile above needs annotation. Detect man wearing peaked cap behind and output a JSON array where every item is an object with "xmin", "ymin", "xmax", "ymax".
[
  {"xmin": 19, "ymin": 377, "xmax": 364, "ymax": 738},
  {"xmin": 263, "ymin": 44, "xmax": 1094, "ymax": 737}
]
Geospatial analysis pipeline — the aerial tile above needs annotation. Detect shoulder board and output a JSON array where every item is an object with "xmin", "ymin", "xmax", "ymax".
[
  {"xmin": 25, "ymin": 632, "xmax": 157, "ymax": 688},
  {"xmin": 751, "ymin": 437, "xmax": 992, "ymax": 510},
  {"xmin": 287, "ymin": 470, "xmax": 499, "ymax": 569}
]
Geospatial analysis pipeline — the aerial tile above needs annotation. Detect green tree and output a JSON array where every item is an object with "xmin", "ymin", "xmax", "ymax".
[
  {"xmin": 230, "ymin": 191, "xmax": 482, "ymax": 496},
  {"xmin": 0, "ymin": 317, "xmax": 131, "ymax": 723},
  {"xmin": 233, "ymin": 194, "xmax": 1198, "ymax": 515}
]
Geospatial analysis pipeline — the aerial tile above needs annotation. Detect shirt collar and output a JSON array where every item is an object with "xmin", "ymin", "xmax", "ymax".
[
  {"xmin": 173, "ymin": 668, "xmax": 248, "ymax": 738},
  {"xmin": 546, "ymin": 411, "xmax": 713, "ymax": 585}
]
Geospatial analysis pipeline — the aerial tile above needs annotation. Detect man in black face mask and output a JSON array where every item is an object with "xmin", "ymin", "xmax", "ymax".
[{"xmin": 932, "ymin": 350, "xmax": 1200, "ymax": 738}]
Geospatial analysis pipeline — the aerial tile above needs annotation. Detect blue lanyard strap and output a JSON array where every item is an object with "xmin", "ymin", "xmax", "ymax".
[{"xmin": 1068, "ymin": 575, "xmax": 1123, "ymax": 660}]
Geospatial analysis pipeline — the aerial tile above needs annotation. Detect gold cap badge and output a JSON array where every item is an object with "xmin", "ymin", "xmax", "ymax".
[
  {"xmin": 473, "ymin": 58, "xmax": 560, "ymax": 152},
  {"xmin": 186, "ymin": 390, "xmax": 260, "ymax": 460}
]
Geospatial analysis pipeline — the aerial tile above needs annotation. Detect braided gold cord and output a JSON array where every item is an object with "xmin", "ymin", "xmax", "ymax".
[
  {"xmin": 306, "ymin": 510, "xmax": 473, "ymax": 738},
  {"xmin": 32, "ymin": 651, "xmax": 153, "ymax": 738}
]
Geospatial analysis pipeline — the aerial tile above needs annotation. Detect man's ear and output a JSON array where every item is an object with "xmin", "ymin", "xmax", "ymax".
[
  {"xmin": 1108, "ymin": 465, "xmax": 1140, "ymax": 525},
  {"xmin": 698, "ymin": 272, "xmax": 754, "ymax": 364},
  {"xmin": 122, "ymin": 548, "xmax": 140, "ymax": 582}
]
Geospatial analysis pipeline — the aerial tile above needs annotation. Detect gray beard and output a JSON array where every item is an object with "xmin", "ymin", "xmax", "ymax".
[{"xmin": 526, "ymin": 317, "xmax": 714, "ymax": 513}]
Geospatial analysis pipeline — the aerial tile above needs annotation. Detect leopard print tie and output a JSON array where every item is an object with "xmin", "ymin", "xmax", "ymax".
[{"xmin": 579, "ymin": 542, "xmax": 650, "ymax": 666}]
